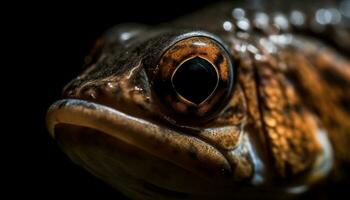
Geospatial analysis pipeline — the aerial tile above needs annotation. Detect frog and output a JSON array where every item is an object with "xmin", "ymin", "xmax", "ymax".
[{"xmin": 46, "ymin": 0, "xmax": 350, "ymax": 199}]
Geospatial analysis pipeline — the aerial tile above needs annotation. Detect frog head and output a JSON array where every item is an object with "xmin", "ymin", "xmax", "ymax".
[{"xmin": 47, "ymin": 24, "xmax": 332, "ymax": 199}]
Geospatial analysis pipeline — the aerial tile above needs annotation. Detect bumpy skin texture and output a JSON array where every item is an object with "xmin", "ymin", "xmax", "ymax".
[
  {"xmin": 169, "ymin": 0, "xmax": 350, "ymax": 177},
  {"xmin": 47, "ymin": 0, "xmax": 350, "ymax": 199}
]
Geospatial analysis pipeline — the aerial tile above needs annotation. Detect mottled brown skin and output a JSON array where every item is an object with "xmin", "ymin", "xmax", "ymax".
[
  {"xmin": 47, "ymin": 0, "xmax": 349, "ymax": 199},
  {"xmin": 284, "ymin": 40, "xmax": 350, "ymax": 175}
]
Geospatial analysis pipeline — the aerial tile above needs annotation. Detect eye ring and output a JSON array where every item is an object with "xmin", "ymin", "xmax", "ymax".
[
  {"xmin": 170, "ymin": 56, "xmax": 220, "ymax": 106},
  {"xmin": 153, "ymin": 35, "xmax": 235, "ymax": 124}
]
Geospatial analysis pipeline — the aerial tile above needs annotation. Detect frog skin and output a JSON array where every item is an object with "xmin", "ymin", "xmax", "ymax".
[{"xmin": 46, "ymin": 0, "xmax": 350, "ymax": 199}]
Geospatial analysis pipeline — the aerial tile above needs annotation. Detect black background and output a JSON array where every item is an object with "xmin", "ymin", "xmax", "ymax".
[
  {"xmin": 7, "ymin": 0, "xmax": 348, "ymax": 199},
  {"xmin": 7, "ymin": 0, "xmax": 216, "ymax": 198}
]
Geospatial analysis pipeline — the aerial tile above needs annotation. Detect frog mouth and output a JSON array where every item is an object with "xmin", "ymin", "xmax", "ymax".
[
  {"xmin": 47, "ymin": 98, "xmax": 333, "ymax": 195},
  {"xmin": 47, "ymin": 99, "xmax": 234, "ymax": 184}
]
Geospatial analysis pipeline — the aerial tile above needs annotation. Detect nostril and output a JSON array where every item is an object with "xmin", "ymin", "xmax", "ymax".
[{"xmin": 77, "ymin": 85, "xmax": 101, "ymax": 100}]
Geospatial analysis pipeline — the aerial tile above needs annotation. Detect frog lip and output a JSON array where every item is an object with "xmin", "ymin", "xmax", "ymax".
[
  {"xmin": 46, "ymin": 98, "xmax": 234, "ymax": 183},
  {"xmin": 46, "ymin": 99, "xmax": 333, "ymax": 190}
]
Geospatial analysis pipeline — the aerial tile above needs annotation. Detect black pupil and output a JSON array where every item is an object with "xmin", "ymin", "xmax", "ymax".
[{"xmin": 172, "ymin": 57, "xmax": 218, "ymax": 104}]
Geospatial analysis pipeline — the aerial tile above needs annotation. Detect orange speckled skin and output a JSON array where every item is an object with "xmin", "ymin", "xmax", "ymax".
[{"xmin": 47, "ymin": 1, "xmax": 350, "ymax": 199}]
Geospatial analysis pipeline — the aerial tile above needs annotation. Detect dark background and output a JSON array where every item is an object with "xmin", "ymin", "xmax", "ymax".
[
  {"xmin": 7, "ymin": 0, "xmax": 348, "ymax": 199},
  {"xmin": 8, "ymin": 0, "xmax": 216, "ymax": 198}
]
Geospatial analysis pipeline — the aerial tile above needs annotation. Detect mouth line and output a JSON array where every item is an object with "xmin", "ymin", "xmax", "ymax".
[
  {"xmin": 142, "ymin": 180, "xmax": 190, "ymax": 198},
  {"xmin": 47, "ymin": 99, "xmax": 234, "ymax": 182},
  {"xmin": 46, "ymin": 98, "xmax": 332, "ymax": 190}
]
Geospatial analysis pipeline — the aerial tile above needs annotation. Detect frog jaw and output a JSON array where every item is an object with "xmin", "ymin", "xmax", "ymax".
[
  {"xmin": 47, "ymin": 99, "xmax": 235, "ymax": 183},
  {"xmin": 47, "ymin": 98, "xmax": 333, "ymax": 198}
]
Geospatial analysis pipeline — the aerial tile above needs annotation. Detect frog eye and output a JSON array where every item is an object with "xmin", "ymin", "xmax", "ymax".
[
  {"xmin": 172, "ymin": 56, "xmax": 219, "ymax": 104},
  {"xmin": 154, "ymin": 36, "xmax": 235, "ymax": 124}
]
